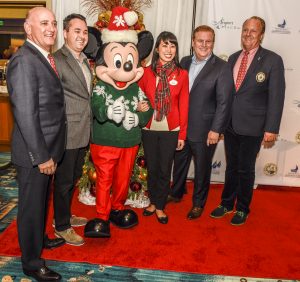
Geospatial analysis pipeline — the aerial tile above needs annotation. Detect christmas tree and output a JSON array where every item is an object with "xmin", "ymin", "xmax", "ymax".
[
  {"xmin": 78, "ymin": 144, "xmax": 149, "ymax": 206},
  {"xmin": 128, "ymin": 144, "xmax": 147, "ymax": 199}
]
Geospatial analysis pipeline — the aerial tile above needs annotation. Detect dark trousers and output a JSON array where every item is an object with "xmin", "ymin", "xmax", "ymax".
[
  {"xmin": 221, "ymin": 127, "xmax": 263, "ymax": 214},
  {"xmin": 54, "ymin": 147, "xmax": 86, "ymax": 231},
  {"xmin": 16, "ymin": 165, "xmax": 50, "ymax": 270},
  {"xmin": 171, "ymin": 140, "xmax": 216, "ymax": 208},
  {"xmin": 170, "ymin": 141, "xmax": 192, "ymax": 199},
  {"xmin": 142, "ymin": 130, "xmax": 178, "ymax": 210}
]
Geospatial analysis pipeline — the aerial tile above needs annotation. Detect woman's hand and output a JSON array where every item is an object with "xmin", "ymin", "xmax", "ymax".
[
  {"xmin": 137, "ymin": 101, "xmax": 149, "ymax": 112},
  {"xmin": 176, "ymin": 140, "xmax": 185, "ymax": 151}
]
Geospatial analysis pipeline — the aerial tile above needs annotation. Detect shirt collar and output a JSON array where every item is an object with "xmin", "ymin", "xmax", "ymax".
[
  {"xmin": 242, "ymin": 46, "xmax": 259, "ymax": 55},
  {"xmin": 65, "ymin": 44, "xmax": 87, "ymax": 63},
  {"xmin": 27, "ymin": 39, "xmax": 50, "ymax": 59},
  {"xmin": 192, "ymin": 53, "xmax": 212, "ymax": 64}
]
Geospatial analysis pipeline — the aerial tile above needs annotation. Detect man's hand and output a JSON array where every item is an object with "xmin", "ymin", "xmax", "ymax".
[
  {"xmin": 137, "ymin": 101, "xmax": 149, "ymax": 112},
  {"xmin": 176, "ymin": 140, "xmax": 185, "ymax": 151},
  {"xmin": 207, "ymin": 131, "xmax": 220, "ymax": 146},
  {"xmin": 262, "ymin": 132, "xmax": 278, "ymax": 149},
  {"xmin": 264, "ymin": 132, "xmax": 278, "ymax": 142},
  {"xmin": 38, "ymin": 158, "xmax": 57, "ymax": 175}
]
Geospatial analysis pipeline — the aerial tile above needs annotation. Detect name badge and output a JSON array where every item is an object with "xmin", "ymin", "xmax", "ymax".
[{"xmin": 169, "ymin": 79, "xmax": 178, "ymax": 86}]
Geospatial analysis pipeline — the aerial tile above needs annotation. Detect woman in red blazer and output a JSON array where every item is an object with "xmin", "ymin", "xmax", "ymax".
[{"xmin": 139, "ymin": 31, "xmax": 189, "ymax": 224}]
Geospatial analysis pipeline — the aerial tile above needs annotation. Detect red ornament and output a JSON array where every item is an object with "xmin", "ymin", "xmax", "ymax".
[
  {"xmin": 137, "ymin": 156, "xmax": 147, "ymax": 168},
  {"xmin": 130, "ymin": 181, "xmax": 142, "ymax": 192}
]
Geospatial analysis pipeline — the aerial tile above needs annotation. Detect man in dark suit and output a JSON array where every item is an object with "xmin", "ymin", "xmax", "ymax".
[
  {"xmin": 168, "ymin": 25, "xmax": 233, "ymax": 219},
  {"xmin": 210, "ymin": 16, "xmax": 285, "ymax": 225},
  {"xmin": 6, "ymin": 7, "xmax": 66, "ymax": 281},
  {"xmin": 53, "ymin": 13, "xmax": 92, "ymax": 246}
]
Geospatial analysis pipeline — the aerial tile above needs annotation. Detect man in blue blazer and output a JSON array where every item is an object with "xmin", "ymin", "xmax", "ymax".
[
  {"xmin": 168, "ymin": 25, "xmax": 233, "ymax": 219},
  {"xmin": 7, "ymin": 7, "xmax": 66, "ymax": 281},
  {"xmin": 210, "ymin": 16, "xmax": 285, "ymax": 225}
]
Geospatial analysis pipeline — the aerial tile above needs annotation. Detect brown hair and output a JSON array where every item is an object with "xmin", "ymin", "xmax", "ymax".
[
  {"xmin": 192, "ymin": 25, "xmax": 215, "ymax": 42},
  {"xmin": 243, "ymin": 16, "xmax": 266, "ymax": 34}
]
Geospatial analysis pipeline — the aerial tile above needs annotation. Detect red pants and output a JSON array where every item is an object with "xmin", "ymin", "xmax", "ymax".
[{"xmin": 90, "ymin": 144, "xmax": 139, "ymax": 221}]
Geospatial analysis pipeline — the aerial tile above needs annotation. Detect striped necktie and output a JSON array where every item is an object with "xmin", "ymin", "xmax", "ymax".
[
  {"xmin": 235, "ymin": 51, "xmax": 249, "ymax": 91},
  {"xmin": 47, "ymin": 54, "xmax": 59, "ymax": 77}
]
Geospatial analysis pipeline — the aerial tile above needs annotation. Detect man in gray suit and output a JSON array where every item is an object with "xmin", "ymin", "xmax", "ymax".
[
  {"xmin": 210, "ymin": 16, "xmax": 285, "ymax": 225},
  {"xmin": 168, "ymin": 25, "xmax": 233, "ymax": 219},
  {"xmin": 7, "ymin": 7, "xmax": 65, "ymax": 281},
  {"xmin": 53, "ymin": 14, "xmax": 92, "ymax": 246}
]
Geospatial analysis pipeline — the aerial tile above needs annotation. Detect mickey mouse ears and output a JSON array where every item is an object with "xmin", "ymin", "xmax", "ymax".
[{"xmin": 83, "ymin": 26, "xmax": 102, "ymax": 59}]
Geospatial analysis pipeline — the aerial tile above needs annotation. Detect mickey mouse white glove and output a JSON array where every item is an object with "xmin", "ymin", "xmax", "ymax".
[
  {"xmin": 107, "ymin": 96, "xmax": 125, "ymax": 124},
  {"xmin": 122, "ymin": 111, "xmax": 139, "ymax": 131}
]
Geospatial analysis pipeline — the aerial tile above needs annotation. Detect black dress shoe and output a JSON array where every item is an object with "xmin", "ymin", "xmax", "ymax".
[
  {"xmin": 156, "ymin": 214, "xmax": 168, "ymax": 224},
  {"xmin": 43, "ymin": 235, "xmax": 65, "ymax": 249},
  {"xmin": 84, "ymin": 218, "xmax": 110, "ymax": 238},
  {"xmin": 23, "ymin": 266, "xmax": 61, "ymax": 281},
  {"xmin": 187, "ymin": 207, "xmax": 203, "ymax": 220},
  {"xmin": 166, "ymin": 195, "xmax": 181, "ymax": 203},
  {"xmin": 143, "ymin": 208, "xmax": 156, "ymax": 216},
  {"xmin": 109, "ymin": 209, "xmax": 138, "ymax": 229}
]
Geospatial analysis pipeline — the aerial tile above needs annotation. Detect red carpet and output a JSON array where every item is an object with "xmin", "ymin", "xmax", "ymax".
[{"xmin": 0, "ymin": 183, "xmax": 300, "ymax": 279}]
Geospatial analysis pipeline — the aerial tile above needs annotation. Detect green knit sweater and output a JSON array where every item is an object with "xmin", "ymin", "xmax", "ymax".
[{"xmin": 91, "ymin": 80, "xmax": 153, "ymax": 148}]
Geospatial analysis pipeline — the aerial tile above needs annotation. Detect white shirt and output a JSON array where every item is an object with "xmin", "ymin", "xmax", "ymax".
[{"xmin": 26, "ymin": 39, "xmax": 51, "ymax": 64}]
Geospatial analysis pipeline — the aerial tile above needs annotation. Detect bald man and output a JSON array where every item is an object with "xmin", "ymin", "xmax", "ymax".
[{"xmin": 7, "ymin": 7, "xmax": 66, "ymax": 281}]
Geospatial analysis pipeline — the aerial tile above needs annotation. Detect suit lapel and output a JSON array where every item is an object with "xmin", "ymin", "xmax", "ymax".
[
  {"xmin": 190, "ymin": 54, "xmax": 216, "ymax": 93},
  {"xmin": 25, "ymin": 41, "xmax": 61, "ymax": 82},
  {"xmin": 237, "ymin": 46, "xmax": 265, "ymax": 92},
  {"xmin": 84, "ymin": 58, "xmax": 93, "ymax": 95},
  {"xmin": 62, "ymin": 45, "xmax": 90, "ymax": 95},
  {"xmin": 182, "ymin": 56, "xmax": 192, "ymax": 72}
]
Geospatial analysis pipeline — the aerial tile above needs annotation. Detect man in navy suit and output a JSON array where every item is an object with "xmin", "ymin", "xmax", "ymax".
[
  {"xmin": 210, "ymin": 16, "xmax": 285, "ymax": 225},
  {"xmin": 168, "ymin": 25, "xmax": 233, "ymax": 219},
  {"xmin": 7, "ymin": 7, "xmax": 66, "ymax": 281}
]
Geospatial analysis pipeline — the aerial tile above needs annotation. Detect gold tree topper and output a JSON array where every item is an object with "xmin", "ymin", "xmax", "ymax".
[{"xmin": 82, "ymin": 0, "xmax": 152, "ymax": 18}]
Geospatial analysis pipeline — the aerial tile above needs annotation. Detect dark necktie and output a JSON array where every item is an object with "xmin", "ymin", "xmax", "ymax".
[
  {"xmin": 47, "ymin": 54, "xmax": 59, "ymax": 77},
  {"xmin": 235, "ymin": 51, "xmax": 249, "ymax": 91}
]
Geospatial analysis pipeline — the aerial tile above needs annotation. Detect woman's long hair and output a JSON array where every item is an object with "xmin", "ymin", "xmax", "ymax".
[{"xmin": 151, "ymin": 31, "xmax": 181, "ymax": 75}]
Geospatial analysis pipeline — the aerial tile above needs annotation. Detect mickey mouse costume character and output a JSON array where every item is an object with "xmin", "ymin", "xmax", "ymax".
[{"xmin": 84, "ymin": 6, "xmax": 154, "ymax": 238}]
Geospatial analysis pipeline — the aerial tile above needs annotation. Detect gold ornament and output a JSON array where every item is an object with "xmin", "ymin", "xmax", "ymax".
[
  {"xmin": 138, "ymin": 170, "xmax": 147, "ymax": 181},
  {"xmin": 88, "ymin": 170, "xmax": 97, "ymax": 183}
]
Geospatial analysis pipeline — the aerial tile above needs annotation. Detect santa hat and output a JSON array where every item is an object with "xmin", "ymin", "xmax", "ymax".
[{"xmin": 102, "ymin": 6, "xmax": 138, "ymax": 44}]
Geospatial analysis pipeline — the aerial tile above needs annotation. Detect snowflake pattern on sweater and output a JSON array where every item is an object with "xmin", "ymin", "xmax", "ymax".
[
  {"xmin": 91, "ymin": 80, "xmax": 153, "ymax": 148},
  {"xmin": 93, "ymin": 84, "xmax": 147, "ymax": 111}
]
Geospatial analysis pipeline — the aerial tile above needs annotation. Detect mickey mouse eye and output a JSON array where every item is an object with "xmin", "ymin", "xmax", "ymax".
[
  {"xmin": 127, "ymin": 54, "xmax": 134, "ymax": 64},
  {"xmin": 113, "ymin": 54, "xmax": 122, "ymax": 68}
]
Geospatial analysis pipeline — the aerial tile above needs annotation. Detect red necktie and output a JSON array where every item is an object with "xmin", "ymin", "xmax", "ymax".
[
  {"xmin": 235, "ymin": 51, "xmax": 249, "ymax": 91},
  {"xmin": 48, "ymin": 54, "xmax": 59, "ymax": 77}
]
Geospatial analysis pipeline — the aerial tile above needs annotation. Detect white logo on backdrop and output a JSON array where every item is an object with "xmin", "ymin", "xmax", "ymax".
[
  {"xmin": 212, "ymin": 18, "xmax": 240, "ymax": 30},
  {"xmin": 272, "ymin": 19, "xmax": 291, "ymax": 34},
  {"xmin": 285, "ymin": 165, "xmax": 300, "ymax": 178},
  {"xmin": 293, "ymin": 100, "xmax": 300, "ymax": 110},
  {"xmin": 211, "ymin": 161, "xmax": 222, "ymax": 175}
]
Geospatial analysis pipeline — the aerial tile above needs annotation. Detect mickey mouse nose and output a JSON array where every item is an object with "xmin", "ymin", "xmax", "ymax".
[{"xmin": 123, "ymin": 61, "xmax": 133, "ymax": 72}]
